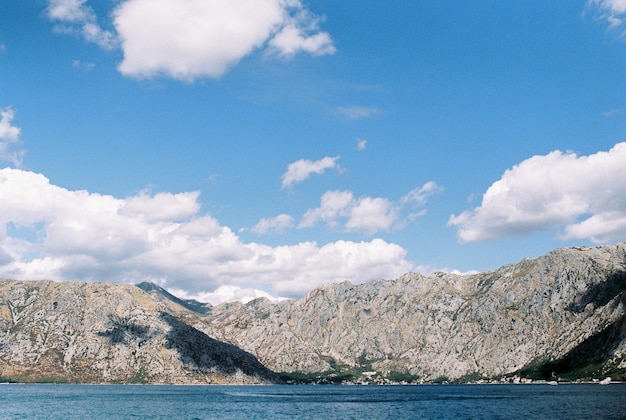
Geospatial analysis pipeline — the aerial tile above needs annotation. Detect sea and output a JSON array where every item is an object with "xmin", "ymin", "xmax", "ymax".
[{"xmin": 0, "ymin": 383, "xmax": 624, "ymax": 419}]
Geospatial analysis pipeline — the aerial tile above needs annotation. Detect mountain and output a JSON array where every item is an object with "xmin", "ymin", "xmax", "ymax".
[
  {"xmin": 136, "ymin": 281, "xmax": 212, "ymax": 314},
  {"xmin": 0, "ymin": 280, "xmax": 278, "ymax": 384},
  {"xmin": 1, "ymin": 243, "xmax": 625, "ymax": 384},
  {"xmin": 193, "ymin": 244, "xmax": 626, "ymax": 383}
]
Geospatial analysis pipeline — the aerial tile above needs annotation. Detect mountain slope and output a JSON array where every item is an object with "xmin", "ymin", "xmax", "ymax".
[
  {"xmin": 193, "ymin": 244, "xmax": 626, "ymax": 382},
  {"xmin": 0, "ymin": 280, "xmax": 278, "ymax": 384}
]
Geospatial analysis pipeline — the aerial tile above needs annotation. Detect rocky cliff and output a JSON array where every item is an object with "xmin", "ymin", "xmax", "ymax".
[
  {"xmin": 194, "ymin": 244, "xmax": 626, "ymax": 382},
  {"xmin": 1, "ymin": 243, "xmax": 625, "ymax": 384},
  {"xmin": 0, "ymin": 280, "xmax": 278, "ymax": 384}
]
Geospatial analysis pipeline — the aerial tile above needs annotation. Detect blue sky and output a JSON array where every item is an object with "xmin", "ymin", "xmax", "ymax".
[{"xmin": 1, "ymin": 0, "xmax": 625, "ymax": 303}]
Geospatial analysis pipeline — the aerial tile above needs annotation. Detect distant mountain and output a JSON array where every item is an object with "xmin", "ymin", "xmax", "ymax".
[
  {"xmin": 1, "ymin": 244, "xmax": 624, "ymax": 384},
  {"xmin": 194, "ymin": 244, "xmax": 626, "ymax": 383},
  {"xmin": 0, "ymin": 280, "xmax": 277, "ymax": 384},
  {"xmin": 136, "ymin": 281, "xmax": 212, "ymax": 314}
]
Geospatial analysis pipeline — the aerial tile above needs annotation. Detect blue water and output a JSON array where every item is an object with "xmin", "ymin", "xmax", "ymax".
[{"xmin": 0, "ymin": 383, "xmax": 624, "ymax": 419}]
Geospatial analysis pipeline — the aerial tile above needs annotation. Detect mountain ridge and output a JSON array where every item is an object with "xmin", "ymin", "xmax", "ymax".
[
  {"xmin": 1, "ymin": 243, "xmax": 625, "ymax": 383},
  {"xmin": 0, "ymin": 279, "xmax": 277, "ymax": 384},
  {"xmin": 192, "ymin": 243, "xmax": 626, "ymax": 382}
]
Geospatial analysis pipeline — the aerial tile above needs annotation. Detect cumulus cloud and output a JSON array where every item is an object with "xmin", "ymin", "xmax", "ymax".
[
  {"xmin": 345, "ymin": 197, "xmax": 397, "ymax": 235},
  {"xmin": 113, "ymin": 0, "xmax": 334, "ymax": 80},
  {"xmin": 449, "ymin": 142, "xmax": 626, "ymax": 244},
  {"xmin": 0, "ymin": 107, "xmax": 25, "ymax": 166},
  {"xmin": 300, "ymin": 182, "xmax": 441, "ymax": 235},
  {"xmin": 281, "ymin": 156, "xmax": 340, "ymax": 189},
  {"xmin": 120, "ymin": 190, "xmax": 201, "ymax": 222},
  {"xmin": 251, "ymin": 214, "xmax": 294, "ymax": 235},
  {"xmin": 267, "ymin": 23, "xmax": 335, "ymax": 58},
  {"xmin": 45, "ymin": 0, "xmax": 334, "ymax": 81},
  {"xmin": 300, "ymin": 190, "xmax": 356, "ymax": 229},
  {"xmin": 0, "ymin": 168, "xmax": 413, "ymax": 303},
  {"xmin": 356, "ymin": 138, "xmax": 367, "ymax": 151}
]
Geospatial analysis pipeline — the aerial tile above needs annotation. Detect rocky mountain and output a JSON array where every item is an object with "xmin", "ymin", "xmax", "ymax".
[
  {"xmin": 0, "ymin": 280, "xmax": 277, "ymax": 384},
  {"xmin": 194, "ymin": 243, "xmax": 626, "ymax": 383},
  {"xmin": 1, "ymin": 243, "xmax": 625, "ymax": 384},
  {"xmin": 136, "ymin": 281, "xmax": 213, "ymax": 314}
]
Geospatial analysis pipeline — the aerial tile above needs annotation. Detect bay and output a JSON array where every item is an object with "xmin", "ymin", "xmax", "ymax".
[{"xmin": 0, "ymin": 383, "xmax": 624, "ymax": 419}]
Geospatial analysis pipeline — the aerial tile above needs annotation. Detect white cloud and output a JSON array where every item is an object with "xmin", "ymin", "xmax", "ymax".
[
  {"xmin": 47, "ymin": 0, "xmax": 90, "ymax": 22},
  {"xmin": 400, "ymin": 181, "xmax": 443, "ymax": 206},
  {"xmin": 588, "ymin": 0, "xmax": 626, "ymax": 29},
  {"xmin": 345, "ymin": 197, "xmax": 397, "ymax": 235},
  {"xmin": 267, "ymin": 24, "xmax": 335, "ymax": 58},
  {"xmin": 251, "ymin": 214, "xmax": 294, "ymax": 235},
  {"xmin": 281, "ymin": 156, "xmax": 340, "ymax": 188},
  {"xmin": 47, "ymin": 0, "xmax": 118, "ymax": 50},
  {"xmin": 602, "ymin": 108, "xmax": 624, "ymax": 117},
  {"xmin": 335, "ymin": 106, "xmax": 381, "ymax": 120},
  {"xmin": 562, "ymin": 211, "xmax": 626, "ymax": 243},
  {"xmin": 172, "ymin": 284, "xmax": 283, "ymax": 305},
  {"xmin": 72, "ymin": 59, "xmax": 95, "ymax": 71},
  {"xmin": 0, "ymin": 107, "xmax": 25, "ymax": 166},
  {"xmin": 413, "ymin": 264, "xmax": 480, "ymax": 277},
  {"xmin": 0, "ymin": 108, "xmax": 20, "ymax": 142},
  {"xmin": 300, "ymin": 182, "xmax": 441, "ymax": 235},
  {"xmin": 356, "ymin": 138, "xmax": 367, "ymax": 151},
  {"xmin": 45, "ymin": 0, "xmax": 334, "ymax": 81},
  {"xmin": 449, "ymin": 142, "xmax": 626, "ymax": 244},
  {"xmin": 300, "ymin": 190, "xmax": 354, "ymax": 229},
  {"xmin": 120, "ymin": 190, "xmax": 201, "ymax": 222},
  {"xmin": 261, "ymin": 239, "xmax": 412, "ymax": 296},
  {"xmin": 112, "ymin": 0, "xmax": 334, "ymax": 81},
  {"xmin": 0, "ymin": 168, "xmax": 413, "ymax": 303}
]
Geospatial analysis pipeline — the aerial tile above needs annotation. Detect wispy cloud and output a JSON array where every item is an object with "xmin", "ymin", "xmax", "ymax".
[
  {"xmin": 449, "ymin": 142, "xmax": 626, "ymax": 244},
  {"xmin": 602, "ymin": 108, "xmax": 624, "ymax": 117},
  {"xmin": 251, "ymin": 214, "xmax": 294, "ymax": 235},
  {"xmin": 356, "ymin": 138, "xmax": 367, "ymax": 151},
  {"xmin": 0, "ymin": 107, "xmax": 25, "ymax": 166},
  {"xmin": 46, "ymin": 0, "xmax": 118, "ymax": 50},
  {"xmin": 400, "ymin": 181, "xmax": 442, "ymax": 206},
  {"xmin": 587, "ymin": 0, "xmax": 626, "ymax": 30},
  {"xmin": 281, "ymin": 156, "xmax": 340, "ymax": 189},
  {"xmin": 72, "ymin": 59, "xmax": 95, "ymax": 71},
  {"xmin": 335, "ymin": 106, "xmax": 382, "ymax": 120}
]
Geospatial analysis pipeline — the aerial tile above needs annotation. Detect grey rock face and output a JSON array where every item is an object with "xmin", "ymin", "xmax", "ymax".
[
  {"xmin": 0, "ymin": 280, "xmax": 278, "ymax": 384},
  {"xmin": 195, "ymin": 244, "xmax": 626, "ymax": 381}
]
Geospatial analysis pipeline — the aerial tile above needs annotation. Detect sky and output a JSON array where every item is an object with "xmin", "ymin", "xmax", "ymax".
[{"xmin": 1, "ymin": 0, "xmax": 625, "ymax": 304}]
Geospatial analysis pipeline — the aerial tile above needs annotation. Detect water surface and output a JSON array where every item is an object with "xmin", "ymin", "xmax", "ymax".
[{"xmin": 0, "ymin": 383, "xmax": 623, "ymax": 419}]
